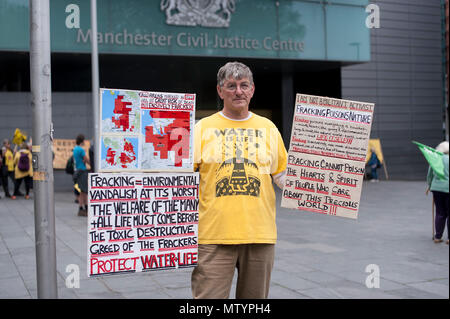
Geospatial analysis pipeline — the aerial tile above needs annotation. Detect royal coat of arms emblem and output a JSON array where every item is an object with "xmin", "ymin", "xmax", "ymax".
[{"xmin": 160, "ymin": 0, "xmax": 236, "ymax": 28}]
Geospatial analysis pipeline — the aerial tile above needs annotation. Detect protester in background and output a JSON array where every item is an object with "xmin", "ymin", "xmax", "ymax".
[
  {"xmin": 27, "ymin": 137, "xmax": 32, "ymax": 151},
  {"xmin": 426, "ymin": 141, "xmax": 449, "ymax": 245},
  {"xmin": 27, "ymin": 138, "xmax": 33, "ymax": 190},
  {"xmin": 73, "ymin": 134, "xmax": 90, "ymax": 217},
  {"xmin": 368, "ymin": 147, "xmax": 381, "ymax": 182},
  {"xmin": 11, "ymin": 142, "xmax": 32, "ymax": 200},
  {"xmin": 1, "ymin": 139, "xmax": 16, "ymax": 197},
  {"xmin": 191, "ymin": 62, "xmax": 287, "ymax": 299}
]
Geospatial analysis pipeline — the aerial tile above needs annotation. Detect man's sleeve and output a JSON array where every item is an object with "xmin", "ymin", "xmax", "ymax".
[
  {"xmin": 271, "ymin": 127, "xmax": 288, "ymax": 176},
  {"xmin": 271, "ymin": 128, "xmax": 287, "ymax": 189}
]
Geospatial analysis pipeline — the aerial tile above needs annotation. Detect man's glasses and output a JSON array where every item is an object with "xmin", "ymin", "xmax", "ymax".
[{"xmin": 223, "ymin": 82, "xmax": 252, "ymax": 93}]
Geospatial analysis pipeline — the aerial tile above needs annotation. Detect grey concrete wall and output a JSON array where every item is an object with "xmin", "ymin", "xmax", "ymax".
[
  {"xmin": 341, "ymin": 0, "xmax": 445, "ymax": 180},
  {"xmin": 0, "ymin": 92, "xmax": 93, "ymax": 191}
]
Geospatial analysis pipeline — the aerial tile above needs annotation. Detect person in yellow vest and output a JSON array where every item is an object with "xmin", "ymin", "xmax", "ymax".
[
  {"xmin": 191, "ymin": 62, "xmax": 288, "ymax": 299},
  {"xmin": 11, "ymin": 142, "xmax": 33, "ymax": 200},
  {"xmin": 1, "ymin": 139, "xmax": 16, "ymax": 198}
]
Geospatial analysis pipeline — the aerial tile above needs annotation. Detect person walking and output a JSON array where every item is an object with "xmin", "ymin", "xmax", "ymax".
[
  {"xmin": 73, "ymin": 134, "xmax": 90, "ymax": 216},
  {"xmin": 191, "ymin": 62, "xmax": 287, "ymax": 299},
  {"xmin": 11, "ymin": 142, "xmax": 33, "ymax": 200},
  {"xmin": 426, "ymin": 141, "xmax": 449, "ymax": 245}
]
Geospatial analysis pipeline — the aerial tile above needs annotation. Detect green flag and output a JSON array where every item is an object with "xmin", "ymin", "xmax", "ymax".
[{"xmin": 412, "ymin": 141, "xmax": 445, "ymax": 179}]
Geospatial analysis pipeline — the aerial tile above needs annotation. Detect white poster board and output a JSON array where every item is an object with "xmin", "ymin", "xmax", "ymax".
[
  {"xmin": 281, "ymin": 94, "xmax": 375, "ymax": 219},
  {"xmin": 87, "ymin": 172, "xmax": 199, "ymax": 276}
]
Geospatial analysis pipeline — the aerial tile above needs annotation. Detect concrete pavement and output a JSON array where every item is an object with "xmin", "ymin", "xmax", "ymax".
[{"xmin": 0, "ymin": 180, "xmax": 448, "ymax": 299}]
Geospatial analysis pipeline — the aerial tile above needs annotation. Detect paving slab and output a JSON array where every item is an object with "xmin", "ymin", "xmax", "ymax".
[{"xmin": 0, "ymin": 181, "xmax": 448, "ymax": 299}]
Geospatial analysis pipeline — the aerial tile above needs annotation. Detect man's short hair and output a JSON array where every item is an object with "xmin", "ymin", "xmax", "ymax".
[
  {"xmin": 217, "ymin": 61, "xmax": 254, "ymax": 87},
  {"xmin": 76, "ymin": 134, "xmax": 85, "ymax": 145}
]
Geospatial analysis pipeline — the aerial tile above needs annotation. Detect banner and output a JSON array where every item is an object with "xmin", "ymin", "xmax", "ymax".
[
  {"xmin": 412, "ymin": 141, "xmax": 445, "ymax": 180},
  {"xmin": 87, "ymin": 172, "xmax": 199, "ymax": 277},
  {"xmin": 99, "ymin": 88, "xmax": 195, "ymax": 172},
  {"xmin": 281, "ymin": 94, "xmax": 375, "ymax": 219}
]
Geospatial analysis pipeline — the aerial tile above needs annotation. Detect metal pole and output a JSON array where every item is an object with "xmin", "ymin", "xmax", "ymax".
[
  {"xmin": 29, "ymin": 0, "xmax": 57, "ymax": 299},
  {"xmin": 91, "ymin": 0, "xmax": 100, "ymax": 172}
]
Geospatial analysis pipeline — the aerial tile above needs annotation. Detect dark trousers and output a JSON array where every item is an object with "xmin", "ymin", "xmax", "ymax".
[
  {"xmin": 1, "ymin": 169, "xmax": 14, "ymax": 196},
  {"xmin": 371, "ymin": 167, "xmax": 378, "ymax": 180},
  {"xmin": 14, "ymin": 176, "xmax": 32, "ymax": 196},
  {"xmin": 432, "ymin": 191, "xmax": 449, "ymax": 240}
]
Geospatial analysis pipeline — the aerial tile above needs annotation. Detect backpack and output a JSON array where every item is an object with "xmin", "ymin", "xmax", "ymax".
[
  {"xmin": 65, "ymin": 155, "xmax": 74, "ymax": 175},
  {"xmin": 18, "ymin": 152, "xmax": 30, "ymax": 172}
]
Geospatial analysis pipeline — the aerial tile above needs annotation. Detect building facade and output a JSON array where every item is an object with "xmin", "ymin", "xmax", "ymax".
[{"xmin": 0, "ymin": 0, "xmax": 446, "ymax": 190}]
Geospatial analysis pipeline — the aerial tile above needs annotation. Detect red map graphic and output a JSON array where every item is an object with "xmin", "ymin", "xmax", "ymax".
[
  {"xmin": 112, "ymin": 95, "xmax": 134, "ymax": 131},
  {"xmin": 105, "ymin": 139, "xmax": 136, "ymax": 168},
  {"xmin": 120, "ymin": 139, "xmax": 136, "ymax": 168},
  {"xmin": 106, "ymin": 148, "xmax": 116, "ymax": 165},
  {"xmin": 145, "ymin": 111, "xmax": 190, "ymax": 167}
]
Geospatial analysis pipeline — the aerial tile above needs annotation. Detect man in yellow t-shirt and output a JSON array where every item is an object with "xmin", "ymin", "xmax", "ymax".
[{"xmin": 191, "ymin": 62, "xmax": 288, "ymax": 299}]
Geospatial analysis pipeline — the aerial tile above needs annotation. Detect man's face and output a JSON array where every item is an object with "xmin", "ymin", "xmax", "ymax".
[{"xmin": 217, "ymin": 77, "xmax": 255, "ymax": 114}]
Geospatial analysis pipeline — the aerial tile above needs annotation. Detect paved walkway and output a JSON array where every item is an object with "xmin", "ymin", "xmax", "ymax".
[{"xmin": 0, "ymin": 181, "xmax": 448, "ymax": 299}]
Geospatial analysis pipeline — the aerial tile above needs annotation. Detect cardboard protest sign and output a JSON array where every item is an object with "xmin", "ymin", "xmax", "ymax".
[
  {"xmin": 87, "ymin": 172, "xmax": 199, "ymax": 277},
  {"xmin": 53, "ymin": 139, "xmax": 91, "ymax": 170},
  {"xmin": 99, "ymin": 88, "xmax": 195, "ymax": 172},
  {"xmin": 281, "ymin": 94, "xmax": 375, "ymax": 219}
]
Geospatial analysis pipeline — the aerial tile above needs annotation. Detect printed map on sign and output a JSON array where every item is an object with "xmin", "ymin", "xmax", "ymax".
[
  {"xmin": 99, "ymin": 89, "xmax": 195, "ymax": 172},
  {"xmin": 141, "ymin": 110, "xmax": 191, "ymax": 170},
  {"xmin": 101, "ymin": 137, "xmax": 139, "ymax": 170},
  {"xmin": 101, "ymin": 90, "xmax": 140, "ymax": 133}
]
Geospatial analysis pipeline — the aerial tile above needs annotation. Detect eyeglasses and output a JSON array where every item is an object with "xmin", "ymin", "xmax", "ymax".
[{"xmin": 222, "ymin": 82, "xmax": 252, "ymax": 93}]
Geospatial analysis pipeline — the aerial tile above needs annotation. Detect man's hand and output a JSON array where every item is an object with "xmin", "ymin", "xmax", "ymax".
[{"xmin": 272, "ymin": 170, "xmax": 286, "ymax": 190}]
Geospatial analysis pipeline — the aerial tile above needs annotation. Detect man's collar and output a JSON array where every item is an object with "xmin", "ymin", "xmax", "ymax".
[{"xmin": 219, "ymin": 111, "xmax": 253, "ymax": 121}]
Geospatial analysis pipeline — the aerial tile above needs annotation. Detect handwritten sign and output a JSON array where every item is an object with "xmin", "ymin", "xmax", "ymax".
[
  {"xmin": 87, "ymin": 172, "xmax": 199, "ymax": 277},
  {"xmin": 281, "ymin": 94, "xmax": 375, "ymax": 219},
  {"xmin": 53, "ymin": 139, "xmax": 91, "ymax": 170}
]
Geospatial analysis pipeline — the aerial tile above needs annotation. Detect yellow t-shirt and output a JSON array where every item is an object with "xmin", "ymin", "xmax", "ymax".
[
  {"xmin": 194, "ymin": 112, "xmax": 287, "ymax": 244},
  {"xmin": 5, "ymin": 149, "xmax": 14, "ymax": 172}
]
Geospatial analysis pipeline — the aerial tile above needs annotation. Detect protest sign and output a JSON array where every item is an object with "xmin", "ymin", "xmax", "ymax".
[
  {"xmin": 87, "ymin": 172, "xmax": 199, "ymax": 277},
  {"xmin": 99, "ymin": 88, "xmax": 195, "ymax": 172},
  {"xmin": 281, "ymin": 94, "xmax": 375, "ymax": 219},
  {"xmin": 53, "ymin": 139, "xmax": 91, "ymax": 170}
]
